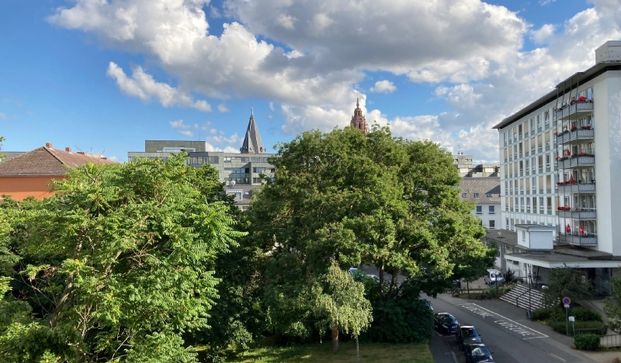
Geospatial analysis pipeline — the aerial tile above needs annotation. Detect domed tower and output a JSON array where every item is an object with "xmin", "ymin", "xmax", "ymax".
[{"xmin": 350, "ymin": 98, "xmax": 368, "ymax": 134}]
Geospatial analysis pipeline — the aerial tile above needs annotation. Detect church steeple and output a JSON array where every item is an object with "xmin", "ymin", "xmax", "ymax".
[
  {"xmin": 350, "ymin": 97, "xmax": 368, "ymax": 133},
  {"xmin": 240, "ymin": 109, "xmax": 265, "ymax": 154}
]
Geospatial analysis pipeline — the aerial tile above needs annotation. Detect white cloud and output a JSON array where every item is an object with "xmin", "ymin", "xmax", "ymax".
[
  {"xmin": 170, "ymin": 119, "xmax": 198, "ymax": 137},
  {"xmin": 218, "ymin": 103, "xmax": 230, "ymax": 112},
  {"xmin": 531, "ymin": 24, "xmax": 556, "ymax": 44},
  {"xmin": 49, "ymin": 0, "xmax": 621, "ymax": 161},
  {"xmin": 107, "ymin": 62, "xmax": 211, "ymax": 112},
  {"xmin": 370, "ymin": 80, "xmax": 396, "ymax": 93}
]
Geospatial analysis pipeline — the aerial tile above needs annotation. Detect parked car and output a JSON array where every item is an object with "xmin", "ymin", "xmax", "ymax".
[
  {"xmin": 433, "ymin": 312, "xmax": 460, "ymax": 335},
  {"xmin": 484, "ymin": 269, "xmax": 505, "ymax": 285},
  {"xmin": 456, "ymin": 325, "xmax": 482, "ymax": 351},
  {"xmin": 464, "ymin": 343, "xmax": 495, "ymax": 363}
]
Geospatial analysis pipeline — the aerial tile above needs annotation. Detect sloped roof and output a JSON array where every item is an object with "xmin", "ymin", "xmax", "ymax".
[
  {"xmin": 240, "ymin": 112, "xmax": 265, "ymax": 154},
  {"xmin": 0, "ymin": 145, "xmax": 113, "ymax": 177},
  {"xmin": 459, "ymin": 176, "xmax": 501, "ymax": 204}
]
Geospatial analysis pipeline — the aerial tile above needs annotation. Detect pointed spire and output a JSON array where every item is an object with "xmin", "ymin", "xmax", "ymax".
[
  {"xmin": 350, "ymin": 98, "xmax": 368, "ymax": 134},
  {"xmin": 240, "ymin": 109, "xmax": 265, "ymax": 154}
]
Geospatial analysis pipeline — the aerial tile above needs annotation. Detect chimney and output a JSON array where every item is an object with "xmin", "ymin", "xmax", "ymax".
[
  {"xmin": 65, "ymin": 147, "xmax": 72, "ymax": 152},
  {"xmin": 45, "ymin": 143, "xmax": 53, "ymax": 149},
  {"xmin": 77, "ymin": 151, "xmax": 85, "ymax": 155}
]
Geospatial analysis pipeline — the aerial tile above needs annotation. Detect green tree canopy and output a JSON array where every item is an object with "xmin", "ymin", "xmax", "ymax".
[
  {"xmin": 0, "ymin": 155, "xmax": 243, "ymax": 362},
  {"xmin": 605, "ymin": 277, "xmax": 621, "ymax": 332},
  {"xmin": 544, "ymin": 268, "xmax": 592, "ymax": 307},
  {"xmin": 248, "ymin": 127, "xmax": 487, "ymax": 339}
]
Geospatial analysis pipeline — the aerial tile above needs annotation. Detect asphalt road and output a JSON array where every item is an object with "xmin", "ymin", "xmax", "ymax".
[{"xmin": 429, "ymin": 293, "xmax": 597, "ymax": 363}]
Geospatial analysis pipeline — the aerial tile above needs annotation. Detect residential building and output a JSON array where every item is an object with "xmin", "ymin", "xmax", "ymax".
[
  {"xmin": 460, "ymin": 177, "xmax": 501, "ymax": 230},
  {"xmin": 128, "ymin": 111, "xmax": 274, "ymax": 210},
  {"xmin": 453, "ymin": 153, "xmax": 499, "ymax": 177},
  {"xmin": 0, "ymin": 144, "xmax": 113, "ymax": 200},
  {"xmin": 491, "ymin": 41, "xmax": 621, "ymax": 294}
]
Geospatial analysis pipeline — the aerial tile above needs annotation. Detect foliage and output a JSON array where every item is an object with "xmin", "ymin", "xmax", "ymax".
[
  {"xmin": 549, "ymin": 320, "xmax": 607, "ymax": 336},
  {"xmin": 574, "ymin": 333, "xmax": 600, "ymax": 350},
  {"xmin": 231, "ymin": 342, "xmax": 434, "ymax": 363},
  {"xmin": 532, "ymin": 306, "xmax": 602, "ymax": 323},
  {"xmin": 364, "ymin": 282, "xmax": 432, "ymax": 343},
  {"xmin": 0, "ymin": 155, "xmax": 242, "ymax": 362},
  {"xmin": 605, "ymin": 277, "xmax": 621, "ymax": 332},
  {"xmin": 312, "ymin": 263, "xmax": 372, "ymax": 350},
  {"xmin": 544, "ymin": 268, "xmax": 592, "ymax": 307},
  {"xmin": 531, "ymin": 307, "xmax": 553, "ymax": 321},
  {"xmin": 248, "ymin": 128, "xmax": 487, "ymax": 340}
]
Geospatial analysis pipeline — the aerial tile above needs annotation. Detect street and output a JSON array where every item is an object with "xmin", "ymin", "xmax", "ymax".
[{"xmin": 429, "ymin": 293, "xmax": 597, "ymax": 363}]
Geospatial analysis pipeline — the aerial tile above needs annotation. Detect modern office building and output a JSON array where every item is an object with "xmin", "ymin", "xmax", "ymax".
[
  {"xmin": 490, "ymin": 41, "xmax": 621, "ymax": 294},
  {"xmin": 453, "ymin": 153, "xmax": 499, "ymax": 177},
  {"xmin": 128, "ymin": 112, "xmax": 275, "ymax": 210}
]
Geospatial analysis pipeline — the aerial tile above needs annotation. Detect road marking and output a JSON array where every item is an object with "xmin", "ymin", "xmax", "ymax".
[
  {"xmin": 459, "ymin": 303, "xmax": 548, "ymax": 340},
  {"xmin": 549, "ymin": 353, "xmax": 567, "ymax": 362}
]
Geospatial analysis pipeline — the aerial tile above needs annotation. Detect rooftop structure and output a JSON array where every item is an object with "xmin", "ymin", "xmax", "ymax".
[{"xmin": 350, "ymin": 98, "xmax": 368, "ymax": 133}]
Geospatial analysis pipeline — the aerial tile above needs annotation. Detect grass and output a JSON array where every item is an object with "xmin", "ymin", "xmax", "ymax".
[{"xmin": 230, "ymin": 342, "xmax": 433, "ymax": 363}]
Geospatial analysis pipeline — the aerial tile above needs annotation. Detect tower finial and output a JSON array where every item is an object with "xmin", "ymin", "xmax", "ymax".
[
  {"xmin": 250, "ymin": 107, "xmax": 254, "ymax": 118},
  {"xmin": 356, "ymin": 97, "xmax": 360, "ymax": 108}
]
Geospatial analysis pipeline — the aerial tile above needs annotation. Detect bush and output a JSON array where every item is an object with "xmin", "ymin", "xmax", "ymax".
[
  {"xmin": 531, "ymin": 307, "xmax": 553, "ymax": 321},
  {"xmin": 549, "ymin": 320, "xmax": 607, "ymax": 336},
  {"xmin": 571, "ymin": 307, "xmax": 603, "ymax": 322},
  {"xmin": 574, "ymin": 334, "xmax": 600, "ymax": 350}
]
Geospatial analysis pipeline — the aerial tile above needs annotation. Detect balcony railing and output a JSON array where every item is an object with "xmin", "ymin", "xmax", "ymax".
[
  {"xmin": 555, "ymin": 101, "xmax": 594, "ymax": 120},
  {"xmin": 557, "ymin": 207, "xmax": 597, "ymax": 219},
  {"xmin": 557, "ymin": 127, "xmax": 594, "ymax": 144},
  {"xmin": 557, "ymin": 181, "xmax": 596, "ymax": 193},
  {"xmin": 559, "ymin": 234, "xmax": 598, "ymax": 247},
  {"xmin": 558, "ymin": 155, "xmax": 595, "ymax": 169}
]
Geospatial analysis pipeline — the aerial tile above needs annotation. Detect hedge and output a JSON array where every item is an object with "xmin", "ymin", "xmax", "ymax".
[
  {"xmin": 533, "ymin": 307, "xmax": 603, "ymax": 323},
  {"xmin": 574, "ymin": 334, "xmax": 600, "ymax": 350},
  {"xmin": 549, "ymin": 320, "xmax": 607, "ymax": 336}
]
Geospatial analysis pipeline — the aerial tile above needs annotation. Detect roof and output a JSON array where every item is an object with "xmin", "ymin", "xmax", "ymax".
[
  {"xmin": 459, "ymin": 177, "xmax": 500, "ymax": 204},
  {"xmin": 0, "ymin": 145, "xmax": 113, "ymax": 177},
  {"xmin": 493, "ymin": 61, "xmax": 621, "ymax": 130},
  {"xmin": 505, "ymin": 253, "xmax": 621, "ymax": 268},
  {"xmin": 240, "ymin": 111, "xmax": 265, "ymax": 154},
  {"xmin": 515, "ymin": 224, "xmax": 556, "ymax": 231}
]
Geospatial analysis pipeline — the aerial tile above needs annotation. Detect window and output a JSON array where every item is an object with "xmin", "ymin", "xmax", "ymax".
[
  {"xmin": 473, "ymin": 193, "xmax": 480, "ymax": 198},
  {"xmin": 489, "ymin": 220, "xmax": 496, "ymax": 229},
  {"xmin": 476, "ymin": 205, "xmax": 482, "ymax": 214},
  {"xmin": 489, "ymin": 205, "xmax": 495, "ymax": 214},
  {"xmin": 462, "ymin": 192, "xmax": 467, "ymax": 198}
]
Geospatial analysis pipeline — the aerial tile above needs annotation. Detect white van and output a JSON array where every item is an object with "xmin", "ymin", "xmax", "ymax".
[{"xmin": 484, "ymin": 269, "xmax": 505, "ymax": 285}]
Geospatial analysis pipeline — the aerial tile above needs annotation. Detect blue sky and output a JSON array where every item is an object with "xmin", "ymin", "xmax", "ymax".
[{"xmin": 0, "ymin": 0, "xmax": 616, "ymax": 162}]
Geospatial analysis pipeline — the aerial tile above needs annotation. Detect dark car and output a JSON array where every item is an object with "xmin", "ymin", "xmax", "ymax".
[
  {"xmin": 464, "ymin": 343, "xmax": 495, "ymax": 363},
  {"xmin": 456, "ymin": 325, "xmax": 482, "ymax": 350},
  {"xmin": 434, "ymin": 312, "xmax": 460, "ymax": 335}
]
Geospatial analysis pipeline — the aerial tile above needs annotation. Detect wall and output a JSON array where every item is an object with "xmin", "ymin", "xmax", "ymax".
[{"xmin": 0, "ymin": 176, "xmax": 59, "ymax": 200}]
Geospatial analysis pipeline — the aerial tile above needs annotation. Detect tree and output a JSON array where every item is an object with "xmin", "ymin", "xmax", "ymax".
[
  {"xmin": 0, "ymin": 155, "xmax": 243, "ymax": 362},
  {"xmin": 312, "ymin": 262, "xmax": 372, "ymax": 352},
  {"xmin": 248, "ymin": 127, "xmax": 487, "ymax": 340},
  {"xmin": 605, "ymin": 277, "xmax": 621, "ymax": 332},
  {"xmin": 544, "ymin": 268, "xmax": 592, "ymax": 307}
]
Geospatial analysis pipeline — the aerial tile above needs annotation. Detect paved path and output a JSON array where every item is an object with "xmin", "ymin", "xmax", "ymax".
[{"xmin": 429, "ymin": 293, "xmax": 598, "ymax": 363}]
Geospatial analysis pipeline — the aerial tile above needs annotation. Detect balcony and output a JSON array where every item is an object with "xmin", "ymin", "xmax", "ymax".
[
  {"xmin": 557, "ymin": 207, "xmax": 597, "ymax": 219},
  {"xmin": 560, "ymin": 234, "xmax": 598, "ymax": 247},
  {"xmin": 558, "ymin": 155, "xmax": 595, "ymax": 169},
  {"xmin": 556, "ymin": 181, "xmax": 596, "ymax": 193},
  {"xmin": 555, "ymin": 101, "xmax": 593, "ymax": 120},
  {"xmin": 557, "ymin": 127, "xmax": 594, "ymax": 144}
]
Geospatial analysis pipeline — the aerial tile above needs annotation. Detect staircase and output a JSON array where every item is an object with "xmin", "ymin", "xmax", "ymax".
[{"xmin": 500, "ymin": 283, "xmax": 548, "ymax": 311}]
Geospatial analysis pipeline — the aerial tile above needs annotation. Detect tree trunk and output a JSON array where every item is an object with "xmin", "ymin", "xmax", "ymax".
[
  {"xmin": 356, "ymin": 335, "xmax": 360, "ymax": 361},
  {"xmin": 331, "ymin": 325, "xmax": 339, "ymax": 352}
]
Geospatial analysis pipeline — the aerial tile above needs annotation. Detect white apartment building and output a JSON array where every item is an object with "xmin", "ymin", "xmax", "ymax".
[
  {"xmin": 460, "ymin": 177, "xmax": 501, "ymax": 230},
  {"xmin": 490, "ymin": 41, "xmax": 621, "ymax": 294}
]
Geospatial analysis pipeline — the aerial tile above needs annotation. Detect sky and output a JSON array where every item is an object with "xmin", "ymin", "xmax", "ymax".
[{"xmin": 1, "ymin": 0, "xmax": 620, "ymax": 162}]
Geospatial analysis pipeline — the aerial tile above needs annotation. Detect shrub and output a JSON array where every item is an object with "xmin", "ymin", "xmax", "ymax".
[
  {"xmin": 574, "ymin": 334, "xmax": 600, "ymax": 350},
  {"xmin": 531, "ymin": 308, "xmax": 553, "ymax": 321},
  {"xmin": 571, "ymin": 307, "xmax": 603, "ymax": 322},
  {"xmin": 549, "ymin": 320, "xmax": 607, "ymax": 336}
]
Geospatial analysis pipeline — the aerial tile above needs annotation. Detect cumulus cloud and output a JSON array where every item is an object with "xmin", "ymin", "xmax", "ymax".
[
  {"xmin": 170, "ymin": 119, "xmax": 198, "ymax": 137},
  {"xmin": 49, "ymin": 0, "xmax": 621, "ymax": 161},
  {"xmin": 217, "ymin": 103, "xmax": 230, "ymax": 113},
  {"xmin": 107, "ymin": 62, "xmax": 211, "ymax": 111},
  {"xmin": 370, "ymin": 80, "xmax": 396, "ymax": 93},
  {"xmin": 531, "ymin": 24, "xmax": 556, "ymax": 44}
]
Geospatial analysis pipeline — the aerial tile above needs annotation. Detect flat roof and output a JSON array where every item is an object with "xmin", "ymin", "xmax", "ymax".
[
  {"xmin": 505, "ymin": 253, "xmax": 621, "ymax": 269},
  {"xmin": 493, "ymin": 61, "xmax": 621, "ymax": 130}
]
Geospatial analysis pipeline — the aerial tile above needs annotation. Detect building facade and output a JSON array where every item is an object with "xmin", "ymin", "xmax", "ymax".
[
  {"xmin": 0, "ymin": 144, "xmax": 113, "ymax": 200},
  {"xmin": 460, "ymin": 177, "xmax": 501, "ymax": 230},
  {"xmin": 491, "ymin": 41, "xmax": 621, "ymax": 293},
  {"xmin": 128, "ymin": 112, "xmax": 274, "ymax": 210}
]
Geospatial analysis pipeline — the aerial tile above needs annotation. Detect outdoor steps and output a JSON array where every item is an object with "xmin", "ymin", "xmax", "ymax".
[{"xmin": 500, "ymin": 283, "xmax": 548, "ymax": 311}]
